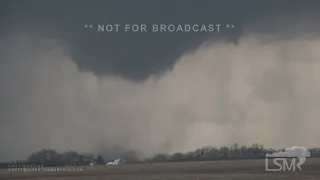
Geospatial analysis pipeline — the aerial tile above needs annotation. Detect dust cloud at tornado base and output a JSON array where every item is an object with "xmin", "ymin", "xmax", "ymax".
[{"xmin": 1, "ymin": 33, "xmax": 320, "ymax": 161}]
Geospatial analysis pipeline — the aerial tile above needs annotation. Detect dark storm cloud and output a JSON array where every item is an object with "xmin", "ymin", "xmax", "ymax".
[{"xmin": 2, "ymin": 0, "xmax": 319, "ymax": 80}]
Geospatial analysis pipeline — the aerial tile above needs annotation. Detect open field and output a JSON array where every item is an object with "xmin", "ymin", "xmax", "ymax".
[{"xmin": 1, "ymin": 159, "xmax": 320, "ymax": 180}]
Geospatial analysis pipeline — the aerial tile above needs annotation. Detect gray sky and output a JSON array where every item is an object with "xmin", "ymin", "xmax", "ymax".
[
  {"xmin": 1, "ymin": 0, "xmax": 320, "ymax": 161},
  {"xmin": 2, "ymin": 0, "xmax": 319, "ymax": 80}
]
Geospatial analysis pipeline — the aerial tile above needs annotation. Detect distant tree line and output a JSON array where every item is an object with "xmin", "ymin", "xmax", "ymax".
[
  {"xmin": 27, "ymin": 149, "xmax": 100, "ymax": 166},
  {"xmin": 146, "ymin": 143, "xmax": 320, "ymax": 163},
  {"xmin": 1, "ymin": 143, "xmax": 320, "ymax": 168},
  {"xmin": 20, "ymin": 147, "xmax": 139, "ymax": 167}
]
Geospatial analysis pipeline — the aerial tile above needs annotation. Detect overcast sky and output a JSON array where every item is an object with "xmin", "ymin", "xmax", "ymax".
[{"xmin": 1, "ymin": 0, "xmax": 320, "ymax": 161}]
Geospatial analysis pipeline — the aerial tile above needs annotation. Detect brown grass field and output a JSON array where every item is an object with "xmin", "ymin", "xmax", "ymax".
[{"xmin": 1, "ymin": 159, "xmax": 319, "ymax": 180}]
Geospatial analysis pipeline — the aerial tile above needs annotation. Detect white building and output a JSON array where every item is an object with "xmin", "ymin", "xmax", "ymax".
[{"xmin": 105, "ymin": 158, "xmax": 126, "ymax": 165}]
